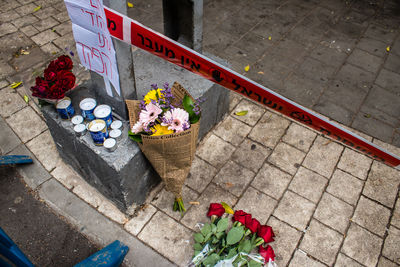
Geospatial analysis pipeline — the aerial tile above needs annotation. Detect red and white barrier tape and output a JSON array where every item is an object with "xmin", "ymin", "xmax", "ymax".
[{"xmin": 104, "ymin": 7, "xmax": 400, "ymax": 169}]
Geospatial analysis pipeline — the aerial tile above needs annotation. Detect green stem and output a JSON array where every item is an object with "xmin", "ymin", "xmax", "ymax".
[
  {"xmin": 217, "ymin": 245, "xmax": 227, "ymax": 256},
  {"xmin": 173, "ymin": 198, "xmax": 186, "ymax": 215}
]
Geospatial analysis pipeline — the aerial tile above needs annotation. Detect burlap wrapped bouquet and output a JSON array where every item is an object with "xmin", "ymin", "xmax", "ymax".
[{"xmin": 126, "ymin": 82, "xmax": 200, "ymax": 212}]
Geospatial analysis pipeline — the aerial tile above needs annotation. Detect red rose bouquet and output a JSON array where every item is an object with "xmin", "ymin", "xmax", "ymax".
[
  {"xmin": 30, "ymin": 55, "xmax": 76, "ymax": 101},
  {"xmin": 190, "ymin": 203, "xmax": 277, "ymax": 267}
]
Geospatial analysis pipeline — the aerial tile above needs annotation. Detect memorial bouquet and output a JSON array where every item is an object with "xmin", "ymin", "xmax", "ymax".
[
  {"xmin": 30, "ymin": 55, "xmax": 76, "ymax": 102},
  {"xmin": 126, "ymin": 82, "xmax": 201, "ymax": 213},
  {"xmin": 190, "ymin": 203, "xmax": 277, "ymax": 267}
]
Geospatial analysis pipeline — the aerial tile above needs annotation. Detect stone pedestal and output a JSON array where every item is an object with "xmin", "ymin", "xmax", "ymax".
[
  {"xmin": 163, "ymin": 0, "xmax": 203, "ymax": 52},
  {"xmin": 42, "ymin": 49, "xmax": 229, "ymax": 212}
]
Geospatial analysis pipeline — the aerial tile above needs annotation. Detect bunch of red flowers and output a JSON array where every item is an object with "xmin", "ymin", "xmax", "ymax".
[
  {"xmin": 231, "ymin": 209, "xmax": 276, "ymax": 265},
  {"xmin": 30, "ymin": 55, "xmax": 76, "ymax": 100},
  {"xmin": 191, "ymin": 203, "xmax": 277, "ymax": 267}
]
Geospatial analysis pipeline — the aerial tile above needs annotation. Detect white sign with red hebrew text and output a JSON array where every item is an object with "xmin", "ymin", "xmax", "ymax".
[{"xmin": 64, "ymin": 0, "xmax": 120, "ymax": 96}]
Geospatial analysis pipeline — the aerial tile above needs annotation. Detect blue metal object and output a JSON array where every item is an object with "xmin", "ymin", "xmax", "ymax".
[
  {"xmin": 0, "ymin": 155, "xmax": 33, "ymax": 166},
  {"xmin": 74, "ymin": 240, "xmax": 129, "ymax": 267},
  {"xmin": 0, "ymin": 227, "xmax": 128, "ymax": 267},
  {"xmin": 0, "ymin": 227, "xmax": 34, "ymax": 267}
]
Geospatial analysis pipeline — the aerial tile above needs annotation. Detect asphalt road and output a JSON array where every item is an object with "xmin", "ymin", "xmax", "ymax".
[{"xmin": 0, "ymin": 166, "xmax": 98, "ymax": 267}]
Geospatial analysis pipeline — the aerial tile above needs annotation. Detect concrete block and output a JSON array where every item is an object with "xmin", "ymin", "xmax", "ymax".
[
  {"xmin": 162, "ymin": 0, "xmax": 203, "ymax": 52},
  {"xmin": 40, "ymin": 45, "xmax": 229, "ymax": 212},
  {"xmin": 42, "ymin": 98, "xmax": 160, "ymax": 212}
]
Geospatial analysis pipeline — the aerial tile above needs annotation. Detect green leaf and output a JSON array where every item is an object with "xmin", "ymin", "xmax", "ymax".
[
  {"xmin": 215, "ymin": 231, "xmax": 224, "ymax": 239},
  {"xmin": 248, "ymin": 260, "xmax": 262, "ymax": 267},
  {"xmin": 226, "ymin": 248, "xmax": 237, "ymax": 260},
  {"xmin": 235, "ymin": 110, "xmax": 248, "ymax": 116},
  {"xmin": 128, "ymin": 130, "xmax": 142, "ymax": 142},
  {"xmin": 212, "ymin": 237, "xmax": 219, "ymax": 244},
  {"xmin": 129, "ymin": 134, "xmax": 142, "ymax": 143},
  {"xmin": 193, "ymin": 243, "xmax": 203, "ymax": 251},
  {"xmin": 238, "ymin": 239, "xmax": 252, "ymax": 254},
  {"xmin": 194, "ymin": 233, "xmax": 204, "ymax": 243},
  {"xmin": 201, "ymin": 223, "xmax": 212, "ymax": 237},
  {"xmin": 226, "ymin": 227, "xmax": 244, "ymax": 245},
  {"xmin": 190, "ymin": 115, "xmax": 200, "ymax": 124},
  {"xmin": 182, "ymin": 94, "xmax": 200, "ymax": 124},
  {"xmin": 211, "ymin": 223, "xmax": 217, "ymax": 234},
  {"xmin": 202, "ymin": 253, "xmax": 220, "ymax": 267},
  {"xmin": 204, "ymin": 232, "xmax": 212, "ymax": 243},
  {"xmin": 217, "ymin": 218, "xmax": 229, "ymax": 233},
  {"xmin": 183, "ymin": 94, "xmax": 194, "ymax": 115},
  {"xmin": 194, "ymin": 250, "xmax": 201, "ymax": 256}
]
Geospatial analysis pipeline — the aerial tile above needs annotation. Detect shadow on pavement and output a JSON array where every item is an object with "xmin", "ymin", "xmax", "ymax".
[{"xmin": 0, "ymin": 166, "xmax": 98, "ymax": 267}]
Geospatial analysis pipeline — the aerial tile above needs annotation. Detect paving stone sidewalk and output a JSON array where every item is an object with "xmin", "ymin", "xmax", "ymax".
[
  {"xmin": 1, "ymin": 0, "xmax": 400, "ymax": 266},
  {"xmin": 129, "ymin": 0, "xmax": 400, "ymax": 147},
  {"xmin": 2, "ymin": 84, "xmax": 400, "ymax": 266}
]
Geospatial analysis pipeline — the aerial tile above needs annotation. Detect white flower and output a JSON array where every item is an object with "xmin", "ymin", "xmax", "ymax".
[
  {"xmin": 131, "ymin": 121, "xmax": 143, "ymax": 134},
  {"xmin": 161, "ymin": 108, "xmax": 189, "ymax": 133}
]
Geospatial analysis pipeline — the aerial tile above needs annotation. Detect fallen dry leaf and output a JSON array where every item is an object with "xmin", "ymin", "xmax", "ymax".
[
  {"xmin": 10, "ymin": 82, "xmax": 22, "ymax": 89},
  {"xmin": 258, "ymin": 71, "xmax": 264, "ymax": 74},
  {"xmin": 235, "ymin": 110, "xmax": 248, "ymax": 116},
  {"xmin": 244, "ymin": 65, "xmax": 250, "ymax": 72},
  {"xmin": 323, "ymin": 140, "xmax": 332, "ymax": 146},
  {"xmin": 268, "ymin": 36, "xmax": 272, "ymax": 41},
  {"xmin": 24, "ymin": 95, "xmax": 29, "ymax": 103},
  {"xmin": 189, "ymin": 201, "xmax": 200, "ymax": 205},
  {"xmin": 386, "ymin": 46, "xmax": 391, "ymax": 52},
  {"xmin": 20, "ymin": 49, "xmax": 30, "ymax": 55},
  {"xmin": 127, "ymin": 2, "xmax": 134, "ymax": 7},
  {"xmin": 33, "ymin": 6, "xmax": 41, "ymax": 12},
  {"xmin": 225, "ymin": 182, "xmax": 234, "ymax": 188}
]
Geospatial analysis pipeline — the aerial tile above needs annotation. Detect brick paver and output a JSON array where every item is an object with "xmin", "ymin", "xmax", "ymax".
[{"xmin": 1, "ymin": 0, "xmax": 400, "ymax": 266}]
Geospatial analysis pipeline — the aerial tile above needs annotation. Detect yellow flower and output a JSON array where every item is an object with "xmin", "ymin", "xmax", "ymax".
[
  {"xmin": 144, "ymin": 88, "xmax": 164, "ymax": 104},
  {"xmin": 151, "ymin": 124, "xmax": 173, "ymax": 136}
]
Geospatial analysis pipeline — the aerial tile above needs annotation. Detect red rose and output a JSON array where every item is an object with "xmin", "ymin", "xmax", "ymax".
[
  {"xmin": 245, "ymin": 217, "xmax": 260, "ymax": 233},
  {"xmin": 48, "ymin": 84, "xmax": 65, "ymax": 99},
  {"xmin": 56, "ymin": 70, "xmax": 76, "ymax": 90},
  {"xmin": 207, "ymin": 203, "xmax": 225, "ymax": 217},
  {"xmin": 259, "ymin": 245, "xmax": 275, "ymax": 262},
  {"xmin": 47, "ymin": 60, "xmax": 58, "ymax": 71},
  {"xmin": 31, "ymin": 77, "xmax": 50, "ymax": 96},
  {"xmin": 35, "ymin": 76, "xmax": 49, "ymax": 87},
  {"xmin": 44, "ymin": 68, "xmax": 57, "ymax": 81},
  {"xmin": 257, "ymin": 225, "xmax": 275, "ymax": 243},
  {"xmin": 31, "ymin": 85, "xmax": 44, "ymax": 97},
  {"xmin": 55, "ymin": 55, "xmax": 73, "ymax": 70},
  {"xmin": 232, "ymin": 210, "xmax": 249, "ymax": 225}
]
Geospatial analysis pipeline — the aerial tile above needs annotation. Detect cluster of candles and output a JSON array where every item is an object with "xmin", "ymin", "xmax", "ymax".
[{"xmin": 57, "ymin": 97, "xmax": 123, "ymax": 152}]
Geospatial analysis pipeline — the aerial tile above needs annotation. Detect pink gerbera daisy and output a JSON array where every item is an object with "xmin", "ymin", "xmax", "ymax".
[
  {"xmin": 140, "ymin": 102, "xmax": 162, "ymax": 127},
  {"xmin": 161, "ymin": 108, "xmax": 189, "ymax": 133},
  {"xmin": 131, "ymin": 121, "xmax": 143, "ymax": 134}
]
